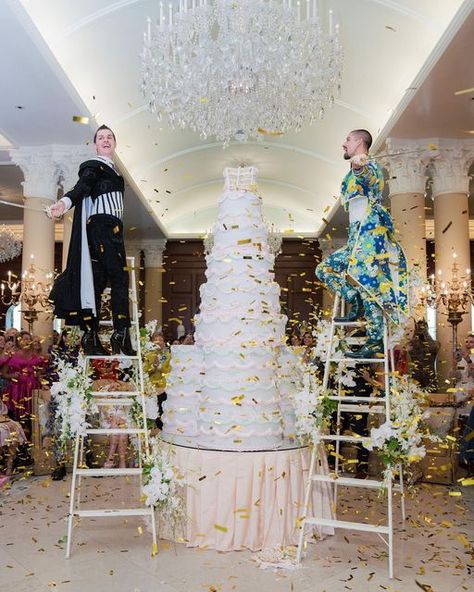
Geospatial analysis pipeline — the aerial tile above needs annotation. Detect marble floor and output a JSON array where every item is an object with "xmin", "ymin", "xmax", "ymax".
[{"xmin": 0, "ymin": 475, "xmax": 473, "ymax": 592}]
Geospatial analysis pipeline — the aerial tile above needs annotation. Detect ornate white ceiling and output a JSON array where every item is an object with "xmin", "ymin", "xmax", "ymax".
[{"xmin": 8, "ymin": 0, "xmax": 473, "ymax": 236}]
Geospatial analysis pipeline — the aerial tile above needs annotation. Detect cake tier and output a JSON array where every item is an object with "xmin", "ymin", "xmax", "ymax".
[
  {"xmin": 161, "ymin": 345, "xmax": 203, "ymax": 438},
  {"xmin": 199, "ymin": 278, "xmax": 281, "ymax": 315},
  {"xmin": 196, "ymin": 345, "xmax": 283, "ymax": 450},
  {"xmin": 217, "ymin": 190, "xmax": 262, "ymax": 220},
  {"xmin": 212, "ymin": 223, "xmax": 268, "ymax": 253},
  {"xmin": 194, "ymin": 313, "xmax": 286, "ymax": 346},
  {"xmin": 205, "ymin": 252, "xmax": 275, "ymax": 278}
]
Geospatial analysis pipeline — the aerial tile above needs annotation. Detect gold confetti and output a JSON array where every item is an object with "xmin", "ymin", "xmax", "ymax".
[
  {"xmin": 72, "ymin": 115, "xmax": 89, "ymax": 124},
  {"xmin": 257, "ymin": 127, "xmax": 284, "ymax": 136},
  {"xmin": 214, "ymin": 523, "xmax": 228, "ymax": 533}
]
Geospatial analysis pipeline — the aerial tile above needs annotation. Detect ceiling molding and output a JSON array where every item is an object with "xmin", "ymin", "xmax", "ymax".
[
  {"xmin": 62, "ymin": 0, "xmax": 141, "ymax": 37},
  {"xmin": 369, "ymin": 0, "xmax": 443, "ymax": 28},
  {"xmin": 372, "ymin": 0, "xmax": 474, "ymax": 153},
  {"xmin": 171, "ymin": 176, "xmax": 320, "ymax": 199},
  {"xmin": 138, "ymin": 140, "xmax": 339, "ymax": 174}
]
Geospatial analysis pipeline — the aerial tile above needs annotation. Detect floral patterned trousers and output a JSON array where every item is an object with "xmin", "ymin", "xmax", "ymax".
[{"xmin": 316, "ymin": 222, "xmax": 384, "ymax": 341}]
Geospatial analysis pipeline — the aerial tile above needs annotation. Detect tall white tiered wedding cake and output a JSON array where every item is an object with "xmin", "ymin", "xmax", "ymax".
[{"xmin": 162, "ymin": 167, "xmax": 287, "ymax": 450}]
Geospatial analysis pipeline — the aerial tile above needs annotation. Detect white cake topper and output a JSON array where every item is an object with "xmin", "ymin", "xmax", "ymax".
[{"xmin": 223, "ymin": 166, "xmax": 259, "ymax": 191}]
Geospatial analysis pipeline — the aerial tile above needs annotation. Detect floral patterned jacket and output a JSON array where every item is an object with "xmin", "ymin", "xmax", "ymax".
[{"xmin": 342, "ymin": 160, "xmax": 409, "ymax": 323}]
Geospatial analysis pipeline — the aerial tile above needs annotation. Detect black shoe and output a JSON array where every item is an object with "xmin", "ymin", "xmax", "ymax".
[
  {"xmin": 334, "ymin": 293, "xmax": 364, "ymax": 323},
  {"xmin": 51, "ymin": 465, "xmax": 66, "ymax": 481},
  {"xmin": 346, "ymin": 339, "xmax": 384, "ymax": 359},
  {"xmin": 110, "ymin": 327, "xmax": 136, "ymax": 356},
  {"xmin": 81, "ymin": 329, "xmax": 108, "ymax": 356}
]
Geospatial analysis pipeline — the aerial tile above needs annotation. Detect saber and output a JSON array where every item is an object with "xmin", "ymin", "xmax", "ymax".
[
  {"xmin": 0, "ymin": 198, "xmax": 51, "ymax": 214},
  {"xmin": 370, "ymin": 145, "xmax": 438, "ymax": 161}
]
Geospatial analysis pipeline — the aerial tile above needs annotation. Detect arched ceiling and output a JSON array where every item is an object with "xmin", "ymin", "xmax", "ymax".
[{"xmin": 8, "ymin": 0, "xmax": 473, "ymax": 237}]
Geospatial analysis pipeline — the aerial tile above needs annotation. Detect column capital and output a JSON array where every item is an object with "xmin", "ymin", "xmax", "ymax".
[
  {"xmin": 10, "ymin": 145, "xmax": 62, "ymax": 201},
  {"xmin": 141, "ymin": 239, "xmax": 167, "ymax": 267},
  {"xmin": 54, "ymin": 145, "xmax": 95, "ymax": 192},
  {"xmin": 430, "ymin": 138, "xmax": 474, "ymax": 197},
  {"xmin": 381, "ymin": 138, "xmax": 431, "ymax": 195}
]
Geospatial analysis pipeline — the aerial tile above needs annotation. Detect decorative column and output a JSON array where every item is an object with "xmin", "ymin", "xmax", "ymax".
[
  {"xmin": 142, "ymin": 239, "xmax": 167, "ymax": 325},
  {"xmin": 56, "ymin": 146, "xmax": 94, "ymax": 268},
  {"xmin": 431, "ymin": 139, "xmax": 474, "ymax": 380},
  {"xmin": 10, "ymin": 146, "xmax": 61, "ymax": 347},
  {"xmin": 383, "ymin": 139, "xmax": 428, "ymax": 284}
]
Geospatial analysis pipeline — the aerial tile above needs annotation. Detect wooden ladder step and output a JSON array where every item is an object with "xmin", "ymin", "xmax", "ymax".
[
  {"xmin": 304, "ymin": 517, "xmax": 389, "ymax": 535},
  {"xmin": 74, "ymin": 508, "xmax": 152, "ymax": 518},
  {"xmin": 75, "ymin": 468, "xmax": 142, "ymax": 477}
]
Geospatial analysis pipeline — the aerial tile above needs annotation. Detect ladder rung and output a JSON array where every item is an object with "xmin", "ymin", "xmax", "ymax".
[
  {"xmin": 329, "ymin": 396, "xmax": 384, "ymax": 403},
  {"xmin": 91, "ymin": 391, "xmax": 140, "ymax": 397},
  {"xmin": 319, "ymin": 434, "xmax": 367, "ymax": 443},
  {"xmin": 75, "ymin": 468, "xmax": 142, "ymax": 477},
  {"xmin": 74, "ymin": 509, "xmax": 152, "ymax": 518},
  {"xmin": 86, "ymin": 355, "xmax": 139, "ymax": 361},
  {"xmin": 311, "ymin": 474, "xmax": 383, "ymax": 489},
  {"xmin": 99, "ymin": 319, "xmax": 140, "ymax": 326},
  {"xmin": 330, "ymin": 357, "xmax": 385, "ymax": 363},
  {"xmin": 94, "ymin": 398, "xmax": 135, "ymax": 406},
  {"xmin": 304, "ymin": 517, "xmax": 389, "ymax": 535},
  {"xmin": 85, "ymin": 428, "xmax": 145, "ymax": 435},
  {"xmin": 338, "ymin": 404, "xmax": 385, "ymax": 414}
]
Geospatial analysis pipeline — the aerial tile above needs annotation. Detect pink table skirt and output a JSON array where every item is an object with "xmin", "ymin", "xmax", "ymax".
[{"xmin": 165, "ymin": 444, "xmax": 334, "ymax": 552}]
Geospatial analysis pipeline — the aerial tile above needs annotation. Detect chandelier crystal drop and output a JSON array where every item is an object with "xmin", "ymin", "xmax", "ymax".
[
  {"xmin": 0, "ymin": 226, "xmax": 22, "ymax": 264},
  {"xmin": 141, "ymin": 0, "xmax": 343, "ymax": 144}
]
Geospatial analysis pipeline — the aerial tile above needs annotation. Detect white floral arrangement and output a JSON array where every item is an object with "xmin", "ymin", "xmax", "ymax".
[
  {"xmin": 139, "ymin": 319, "xmax": 161, "ymax": 354},
  {"xmin": 312, "ymin": 317, "xmax": 357, "ymax": 388},
  {"xmin": 0, "ymin": 226, "xmax": 22, "ymax": 263},
  {"xmin": 293, "ymin": 365, "xmax": 337, "ymax": 445},
  {"xmin": 50, "ymin": 355, "xmax": 95, "ymax": 445},
  {"xmin": 142, "ymin": 437, "xmax": 186, "ymax": 529},
  {"xmin": 363, "ymin": 373, "xmax": 435, "ymax": 489}
]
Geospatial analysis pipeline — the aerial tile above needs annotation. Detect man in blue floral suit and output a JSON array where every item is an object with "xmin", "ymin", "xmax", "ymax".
[{"xmin": 316, "ymin": 129, "xmax": 408, "ymax": 358}]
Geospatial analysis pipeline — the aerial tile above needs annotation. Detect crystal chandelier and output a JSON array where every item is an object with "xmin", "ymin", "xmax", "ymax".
[
  {"xmin": 141, "ymin": 0, "xmax": 343, "ymax": 144},
  {"xmin": 0, "ymin": 225, "xmax": 22, "ymax": 263}
]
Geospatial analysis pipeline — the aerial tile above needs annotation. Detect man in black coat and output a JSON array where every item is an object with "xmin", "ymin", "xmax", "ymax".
[{"xmin": 48, "ymin": 125, "xmax": 135, "ymax": 356}]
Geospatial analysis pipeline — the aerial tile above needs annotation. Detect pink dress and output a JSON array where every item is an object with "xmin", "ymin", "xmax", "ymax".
[
  {"xmin": 0, "ymin": 401, "xmax": 26, "ymax": 447},
  {"xmin": 3, "ymin": 352, "xmax": 44, "ymax": 422}
]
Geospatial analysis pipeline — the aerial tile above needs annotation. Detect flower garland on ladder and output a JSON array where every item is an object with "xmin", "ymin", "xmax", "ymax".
[{"xmin": 50, "ymin": 355, "xmax": 95, "ymax": 447}]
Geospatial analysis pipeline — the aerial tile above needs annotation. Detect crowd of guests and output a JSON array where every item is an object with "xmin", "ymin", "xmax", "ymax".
[{"xmin": 1, "ymin": 320, "xmax": 473, "ymax": 486}]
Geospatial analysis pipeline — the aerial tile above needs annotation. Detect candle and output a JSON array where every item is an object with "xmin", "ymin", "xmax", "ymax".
[
  {"xmin": 160, "ymin": 2, "xmax": 164, "ymax": 29},
  {"xmin": 147, "ymin": 17, "xmax": 151, "ymax": 44},
  {"xmin": 329, "ymin": 9, "xmax": 334, "ymax": 35},
  {"xmin": 169, "ymin": 3, "xmax": 173, "ymax": 26}
]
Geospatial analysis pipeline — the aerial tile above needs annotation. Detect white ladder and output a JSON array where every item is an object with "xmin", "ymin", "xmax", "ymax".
[
  {"xmin": 296, "ymin": 296, "xmax": 406, "ymax": 579},
  {"xmin": 65, "ymin": 256, "xmax": 157, "ymax": 558}
]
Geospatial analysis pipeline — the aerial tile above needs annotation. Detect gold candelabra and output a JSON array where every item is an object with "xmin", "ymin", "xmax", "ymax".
[
  {"xmin": 1, "ymin": 256, "xmax": 53, "ymax": 333},
  {"xmin": 419, "ymin": 253, "xmax": 472, "ymax": 353}
]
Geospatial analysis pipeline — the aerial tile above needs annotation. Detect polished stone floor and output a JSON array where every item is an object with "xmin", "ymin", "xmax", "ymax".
[{"xmin": 0, "ymin": 475, "xmax": 472, "ymax": 592}]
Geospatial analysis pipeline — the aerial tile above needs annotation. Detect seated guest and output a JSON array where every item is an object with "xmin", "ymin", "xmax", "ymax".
[
  {"xmin": 0, "ymin": 400, "xmax": 27, "ymax": 483},
  {"xmin": 91, "ymin": 359, "xmax": 130, "ymax": 469},
  {"xmin": 459, "ymin": 406, "xmax": 474, "ymax": 477},
  {"xmin": 144, "ymin": 332, "xmax": 171, "ymax": 429},
  {"xmin": 450, "ymin": 334, "xmax": 474, "ymax": 417},
  {"xmin": 301, "ymin": 331, "xmax": 314, "ymax": 364},
  {"xmin": 290, "ymin": 333, "xmax": 302, "ymax": 347},
  {"xmin": 183, "ymin": 333, "xmax": 194, "ymax": 345}
]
